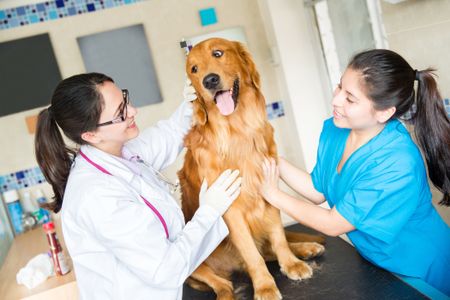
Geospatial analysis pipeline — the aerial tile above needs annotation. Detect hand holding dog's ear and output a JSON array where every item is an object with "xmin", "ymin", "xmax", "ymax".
[
  {"xmin": 183, "ymin": 78, "xmax": 197, "ymax": 102},
  {"xmin": 199, "ymin": 169, "xmax": 242, "ymax": 215}
]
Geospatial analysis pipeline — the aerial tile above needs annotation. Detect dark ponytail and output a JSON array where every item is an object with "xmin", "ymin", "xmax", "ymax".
[
  {"xmin": 35, "ymin": 109, "xmax": 76, "ymax": 213},
  {"xmin": 34, "ymin": 73, "xmax": 113, "ymax": 213},
  {"xmin": 349, "ymin": 49, "xmax": 450, "ymax": 206},
  {"xmin": 414, "ymin": 69, "xmax": 450, "ymax": 206}
]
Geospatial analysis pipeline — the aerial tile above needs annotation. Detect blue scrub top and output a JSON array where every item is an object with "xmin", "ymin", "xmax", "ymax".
[{"xmin": 311, "ymin": 118, "xmax": 450, "ymax": 295}]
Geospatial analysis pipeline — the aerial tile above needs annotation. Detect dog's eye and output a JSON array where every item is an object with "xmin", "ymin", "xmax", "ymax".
[
  {"xmin": 191, "ymin": 65, "xmax": 198, "ymax": 74},
  {"xmin": 212, "ymin": 50, "xmax": 223, "ymax": 58}
]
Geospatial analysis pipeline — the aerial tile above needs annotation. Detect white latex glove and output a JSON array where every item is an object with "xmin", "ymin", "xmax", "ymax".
[
  {"xmin": 183, "ymin": 78, "xmax": 197, "ymax": 102},
  {"xmin": 199, "ymin": 169, "xmax": 242, "ymax": 215}
]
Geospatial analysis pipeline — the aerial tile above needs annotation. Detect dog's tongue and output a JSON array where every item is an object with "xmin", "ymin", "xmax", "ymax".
[{"xmin": 216, "ymin": 91, "xmax": 235, "ymax": 116}]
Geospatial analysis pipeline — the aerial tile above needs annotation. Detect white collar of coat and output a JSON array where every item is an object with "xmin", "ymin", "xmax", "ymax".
[{"xmin": 78, "ymin": 144, "xmax": 136, "ymax": 184}]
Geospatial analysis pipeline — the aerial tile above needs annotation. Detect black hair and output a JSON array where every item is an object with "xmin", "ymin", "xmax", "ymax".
[
  {"xmin": 35, "ymin": 73, "xmax": 114, "ymax": 213},
  {"xmin": 349, "ymin": 49, "xmax": 450, "ymax": 206}
]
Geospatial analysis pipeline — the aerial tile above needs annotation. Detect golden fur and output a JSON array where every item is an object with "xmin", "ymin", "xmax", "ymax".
[{"xmin": 178, "ymin": 38, "xmax": 325, "ymax": 300}]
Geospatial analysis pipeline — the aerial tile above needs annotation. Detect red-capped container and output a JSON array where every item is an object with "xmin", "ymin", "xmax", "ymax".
[{"xmin": 43, "ymin": 221, "xmax": 70, "ymax": 275}]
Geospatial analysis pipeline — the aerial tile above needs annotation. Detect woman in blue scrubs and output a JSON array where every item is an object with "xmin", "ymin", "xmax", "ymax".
[{"xmin": 260, "ymin": 49, "xmax": 450, "ymax": 295}]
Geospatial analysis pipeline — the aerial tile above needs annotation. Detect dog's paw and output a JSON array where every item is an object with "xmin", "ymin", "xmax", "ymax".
[
  {"xmin": 280, "ymin": 259, "xmax": 313, "ymax": 280},
  {"xmin": 291, "ymin": 242, "xmax": 325, "ymax": 260},
  {"xmin": 254, "ymin": 284, "xmax": 282, "ymax": 300}
]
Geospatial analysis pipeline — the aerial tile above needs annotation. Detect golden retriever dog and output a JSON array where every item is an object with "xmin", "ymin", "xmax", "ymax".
[{"xmin": 178, "ymin": 38, "xmax": 325, "ymax": 300}]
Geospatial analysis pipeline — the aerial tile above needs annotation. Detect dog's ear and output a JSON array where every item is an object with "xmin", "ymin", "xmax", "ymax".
[
  {"xmin": 235, "ymin": 42, "xmax": 260, "ymax": 89},
  {"xmin": 193, "ymin": 95, "xmax": 208, "ymax": 126}
]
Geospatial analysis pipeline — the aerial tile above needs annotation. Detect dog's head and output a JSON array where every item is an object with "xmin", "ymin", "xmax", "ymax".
[{"xmin": 186, "ymin": 38, "xmax": 261, "ymax": 125}]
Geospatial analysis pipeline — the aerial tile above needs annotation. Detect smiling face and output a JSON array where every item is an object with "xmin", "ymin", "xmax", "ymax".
[
  {"xmin": 82, "ymin": 81, "xmax": 139, "ymax": 156},
  {"xmin": 186, "ymin": 38, "xmax": 260, "ymax": 118},
  {"xmin": 332, "ymin": 68, "xmax": 393, "ymax": 130}
]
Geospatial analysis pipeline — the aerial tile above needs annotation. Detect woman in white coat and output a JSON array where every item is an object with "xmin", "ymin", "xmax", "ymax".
[{"xmin": 34, "ymin": 73, "xmax": 241, "ymax": 299}]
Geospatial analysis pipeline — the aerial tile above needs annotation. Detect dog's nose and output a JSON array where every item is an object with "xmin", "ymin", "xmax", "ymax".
[{"xmin": 203, "ymin": 73, "xmax": 220, "ymax": 90}]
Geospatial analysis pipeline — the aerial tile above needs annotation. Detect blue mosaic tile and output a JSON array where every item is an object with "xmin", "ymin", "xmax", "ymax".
[
  {"xmin": 266, "ymin": 101, "xmax": 285, "ymax": 120},
  {"xmin": 55, "ymin": 0, "xmax": 65, "ymax": 8},
  {"xmin": 36, "ymin": 4, "xmax": 46, "ymax": 12},
  {"xmin": 49, "ymin": 10, "xmax": 58, "ymax": 19},
  {"xmin": 199, "ymin": 7, "xmax": 217, "ymax": 27},
  {"xmin": 16, "ymin": 7, "xmax": 26, "ymax": 16},
  {"xmin": 104, "ymin": 0, "xmax": 114, "ymax": 8},
  {"xmin": 0, "ymin": 167, "xmax": 46, "ymax": 193},
  {"xmin": 29, "ymin": 15, "xmax": 39, "ymax": 23},
  {"xmin": 0, "ymin": 0, "xmax": 147, "ymax": 30},
  {"xmin": 86, "ymin": 3, "xmax": 95, "ymax": 12},
  {"xmin": 15, "ymin": 171, "xmax": 24, "ymax": 180}
]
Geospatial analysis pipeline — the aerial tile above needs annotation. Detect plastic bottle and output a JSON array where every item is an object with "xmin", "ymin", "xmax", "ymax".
[
  {"xmin": 20, "ymin": 191, "xmax": 39, "ymax": 213},
  {"xmin": 20, "ymin": 191, "xmax": 41, "ymax": 227},
  {"xmin": 3, "ymin": 189, "xmax": 23, "ymax": 235},
  {"xmin": 43, "ymin": 221, "xmax": 70, "ymax": 276},
  {"xmin": 32, "ymin": 189, "xmax": 51, "ymax": 224}
]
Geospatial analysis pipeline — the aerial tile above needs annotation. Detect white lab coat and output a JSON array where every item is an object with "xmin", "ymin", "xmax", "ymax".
[{"xmin": 61, "ymin": 102, "xmax": 228, "ymax": 300}]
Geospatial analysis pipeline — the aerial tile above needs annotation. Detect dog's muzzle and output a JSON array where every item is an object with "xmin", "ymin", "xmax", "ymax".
[{"xmin": 202, "ymin": 73, "xmax": 239, "ymax": 116}]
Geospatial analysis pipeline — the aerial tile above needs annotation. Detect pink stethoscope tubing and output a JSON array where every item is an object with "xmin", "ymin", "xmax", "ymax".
[{"xmin": 79, "ymin": 150, "xmax": 169, "ymax": 239}]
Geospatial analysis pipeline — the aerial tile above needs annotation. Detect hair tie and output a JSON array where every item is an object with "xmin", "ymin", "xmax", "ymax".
[{"xmin": 414, "ymin": 69, "xmax": 420, "ymax": 81}]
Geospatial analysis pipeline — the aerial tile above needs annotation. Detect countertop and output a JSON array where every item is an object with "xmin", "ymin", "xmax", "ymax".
[{"xmin": 0, "ymin": 219, "xmax": 78, "ymax": 300}]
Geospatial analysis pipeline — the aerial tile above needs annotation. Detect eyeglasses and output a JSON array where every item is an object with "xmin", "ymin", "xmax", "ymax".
[{"xmin": 97, "ymin": 89, "xmax": 130, "ymax": 127}]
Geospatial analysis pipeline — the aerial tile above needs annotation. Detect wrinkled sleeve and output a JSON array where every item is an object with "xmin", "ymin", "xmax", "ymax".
[
  {"xmin": 125, "ymin": 101, "xmax": 193, "ymax": 170},
  {"xmin": 335, "ymin": 156, "xmax": 422, "ymax": 244},
  {"xmin": 82, "ymin": 184, "xmax": 228, "ymax": 289},
  {"xmin": 310, "ymin": 120, "xmax": 330, "ymax": 194}
]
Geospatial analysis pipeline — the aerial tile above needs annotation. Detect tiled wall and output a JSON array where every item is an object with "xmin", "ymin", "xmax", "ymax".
[
  {"xmin": 0, "ymin": 0, "xmax": 146, "ymax": 30},
  {"xmin": 0, "ymin": 167, "xmax": 46, "ymax": 193}
]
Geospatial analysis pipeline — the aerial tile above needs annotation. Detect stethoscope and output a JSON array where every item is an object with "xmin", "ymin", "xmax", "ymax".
[
  {"xmin": 79, "ymin": 149, "xmax": 170, "ymax": 239},
  {"xmin": 129, "ymin": 155, "xmax": 180, "ymax": 195}
]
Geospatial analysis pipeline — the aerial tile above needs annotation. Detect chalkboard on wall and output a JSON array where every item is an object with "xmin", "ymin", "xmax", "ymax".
[{"xmin": 0, "ymin": 34, "xmax": 62, "ymax": 118}]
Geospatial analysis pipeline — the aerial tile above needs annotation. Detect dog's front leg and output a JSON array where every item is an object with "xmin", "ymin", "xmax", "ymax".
[
  {"xmin": 224, "ymin": 207, "xmax": 282, "ymax": 300},
  {"xmin": 265, "ymin": 206, "xmax": 317, "ymax": 280}
]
